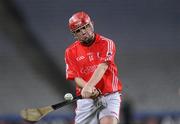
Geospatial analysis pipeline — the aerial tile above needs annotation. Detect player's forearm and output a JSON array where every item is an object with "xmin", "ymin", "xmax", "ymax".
[
  {"xmin": 87, "ymin": 63, "xmax": 108, "ymax": 87},
  {"xmin": 75, "ymin": 77, "xmax": 86, "ymax": 88}
]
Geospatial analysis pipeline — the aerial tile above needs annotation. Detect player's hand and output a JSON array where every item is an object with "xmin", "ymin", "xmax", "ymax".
[
  {"xmin": 90, "ymin": 88, "xmax": 100, "ymax": 99},
  {"xmin": 81, "ymin": 84, "xmax": 94, "ymax": 98}
]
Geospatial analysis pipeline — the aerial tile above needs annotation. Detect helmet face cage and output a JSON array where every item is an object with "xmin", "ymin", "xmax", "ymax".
[
  {"xmin": 71, "ymin": 22, "xmax": 92, "ymax": 34},
  {"xmin": 69, "ymin": 12, "xmax": 95, "ymax": 43}
]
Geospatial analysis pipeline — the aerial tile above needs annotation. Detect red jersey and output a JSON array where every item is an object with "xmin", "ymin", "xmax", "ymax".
[{"xmin": 65, "ymin": 34, "xmax": 122, "ymax": 96}]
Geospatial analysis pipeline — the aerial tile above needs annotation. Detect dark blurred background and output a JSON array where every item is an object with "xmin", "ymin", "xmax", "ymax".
[{"xmin": 0, "ymin": 0, "xmax": 179, "ymax": 124}]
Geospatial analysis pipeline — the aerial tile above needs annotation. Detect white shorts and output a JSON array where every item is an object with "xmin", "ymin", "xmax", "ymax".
[{"xmin": 75, "ymin": 92, "xmax": 121, "ymax": 124}]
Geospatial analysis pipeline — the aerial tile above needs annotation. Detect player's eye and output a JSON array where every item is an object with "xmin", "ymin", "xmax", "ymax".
[
  {"xmin": 73, "ymin": 23, "xmax": 90, "ymax": 34},
  {"xmin": 82, "ymin": 26, "xmax": 86, "ymax": 29},
  {"xmin": 75, "ymin": 29, "xmax": 80, "ymax": 33},
  {"xmin": 85, "ymin": 24, "xmax": 90, "ymax": 28}
]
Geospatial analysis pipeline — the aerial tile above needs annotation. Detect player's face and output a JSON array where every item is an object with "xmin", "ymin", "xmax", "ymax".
[{"xmin": 72, "ymin": 22, "xmax": 94, "ymax": 44}]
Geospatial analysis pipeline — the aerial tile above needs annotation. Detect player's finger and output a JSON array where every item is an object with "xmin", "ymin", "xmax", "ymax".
[
  {"xmin": 81, "ymin": 91, "xmax": 91, "ymax": 98},
  {"xmin": 92, "ymin": 89, "xmax": 97, "ymax": 95},
  {"xmin": 91, "ymin": 88, "xmax": 100, "ymax": 99}
]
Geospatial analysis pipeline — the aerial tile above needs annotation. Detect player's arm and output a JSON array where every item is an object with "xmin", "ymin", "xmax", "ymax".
[
  {"xmin": 87, "ymin": 63, "xmax": 108, "ymax": 87},
  {"xmin": 75, "ymin": 77, "xmax": 100, "ymax": 98},
  {"xmin": 81, "ymin": 62, "xmax": 108, "ymax": 98},
  {"xmin": 65, "ymin": 49, "xmax": 79, "ymax": 80},
  {"xmin": 81, "ymin": 39, "xmax": 116, "ymax": 98},
  {"xmin": 75, "ymin": 77, "xmax": 86, "ymax": 88}
]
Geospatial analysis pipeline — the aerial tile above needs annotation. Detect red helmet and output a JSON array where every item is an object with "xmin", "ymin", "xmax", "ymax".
[{"xmin": 69, "ymin": 11, "xmax": 91, "ymax": 31}]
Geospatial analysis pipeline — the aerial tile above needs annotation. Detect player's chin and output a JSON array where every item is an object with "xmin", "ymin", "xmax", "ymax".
[
  {"xmin": 81, "ymin": 35, "xmax": 91, "ymax": 41},
  {"xmin": 81, "ymin": 38, "xmax": 89, "ymax": 43}
]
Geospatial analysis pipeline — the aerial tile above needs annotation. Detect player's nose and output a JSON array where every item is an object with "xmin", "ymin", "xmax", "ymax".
[{"xmin": 80, "ymin": 28, "xmax": 86, "ymax": 34}]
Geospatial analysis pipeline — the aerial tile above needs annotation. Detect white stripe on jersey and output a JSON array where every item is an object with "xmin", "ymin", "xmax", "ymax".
[
  {"xmin": 105, "ymin": 40, "xmax": 114, "ymax": 61},
  {"xmin": 112, "ymin": 68, "xmax": 115, "ymax": 91},
  {"xmin": 109, "ymin": 66, "xmax": 119, "ymax": 91},
  {"xmin": 102, "ymin": 36, "xmax": 113, "ymax": 57},
  {"xmin": 110, "ymin": 67, "xmax": 116, "ymax": 91},
  {"xmin": 66, "ymin": 63, "xmax": 69, "ymax": 79},
  {"xmin": 115, "ymin": 76, "xmax": 118, "ymax": 91}
]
